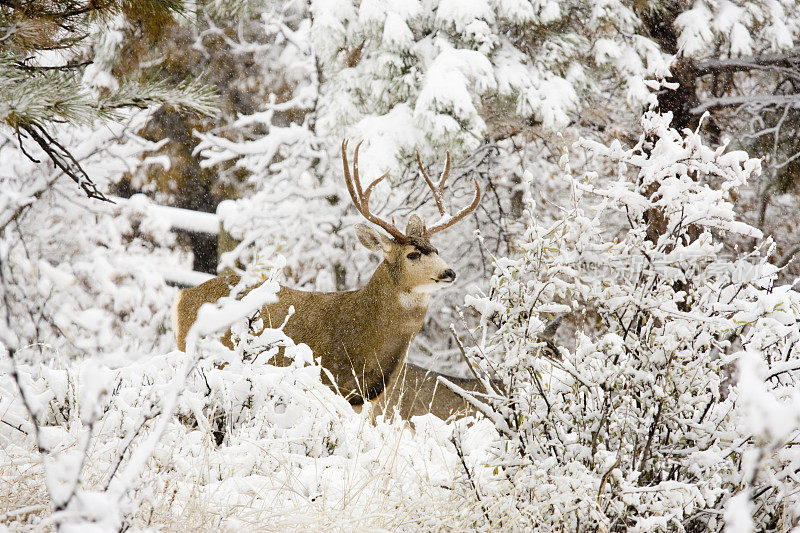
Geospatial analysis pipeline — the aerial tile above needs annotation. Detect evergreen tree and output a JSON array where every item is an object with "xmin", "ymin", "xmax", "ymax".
[{"xmin": 0, "ymin": 1, "xmax": 216, "ymax": 201}]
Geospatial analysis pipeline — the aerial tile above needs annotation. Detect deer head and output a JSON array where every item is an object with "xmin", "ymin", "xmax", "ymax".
[{"xmin": 341, "ymin": 140, "xmax": 480, "ymax": 295}]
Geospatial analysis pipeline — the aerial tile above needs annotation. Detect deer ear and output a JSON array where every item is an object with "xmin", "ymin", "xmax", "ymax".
[
  {"xmin": 406, "ymin": 214, "xmax": 425, "ymax": 236},
  {"xmin": 355, "ymin": 224, "xmax": 394, "ymax": 254}
]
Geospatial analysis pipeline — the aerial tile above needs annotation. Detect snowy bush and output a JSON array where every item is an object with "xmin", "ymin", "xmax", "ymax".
[
  {"xmin": 7, "ymin": 108, "xmax": 800, "ymax": 531},
  {"xmin": 184, "ymin": 0, "xmax": 800, "ymax": 378},
  {"xmin": 0, "ymin": 259, "xmax": 499, "ymax": 530},
  {"xmin": 0, "ymin": 117, "xmax": 182, "ymax": 363},
  {"xmin": 5, "ymin": 111, "xmax": 800, "ymax": 529},
  {"xmin": 453, "ymin": 111, "xmax": 800, "ymax": 529}
]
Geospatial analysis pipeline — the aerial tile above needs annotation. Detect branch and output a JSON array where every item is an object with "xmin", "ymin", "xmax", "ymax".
[
  {"xmin": 0, "ymin": 172, "xmax": 61, "ymax": 235},
  {"xmin": 777, "ymin": 243, "xmax": 800, "ymax": 269},
  {"xmin": 18, "ymin": 123, "xmax": 112, "ymax": 203},
  {"xmin": 13, "ymin": 59, "xmax": 93, "ymax": 72},
  {"xmin": 451, "ymin": 428, "xmax": 490, "ymax": 525},
  {"xmin": 691, "ymin": 94, "xmax": 800, "ymax": 115},
  {"xmin": 1, "ymin": 417, "xmax": 28, "ymax": 435},
  {"xmin": 637, "ymin": 402, "xmax": 663, "ymax": 483},
  {"xmin": 101, "ymin": 400, "xmax": 160, "ymax": 491},
  {"xmin": 450, "ymin": 324, "xmax": 497, "ymax": 395},
  {"xmin": 694, "ymin": 50, "xmax": 800, "ymax": 76}
]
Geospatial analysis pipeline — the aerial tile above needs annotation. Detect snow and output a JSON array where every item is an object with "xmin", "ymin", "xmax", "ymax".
[
  {"xmin": 730, "ymin": 23, "xmax": 755, "ymax": 56},
  {"xmin": 158, "ymin": 267, "xmax": 213, "ymax": 288},
  {"xmin": 414, "ymin": 41, "xmax": 496, "ymax": 144},
  {"xmin": 437, "ymin": 0, "xmax": 495, "ymax": 32},
  {"xmin": 382, "ymin": 12, "xmax": 414, "ymax": 49},
  {"xmin": 3, "ymin": 1, "xmax": 800, "ymax": 530},
  {"xmin": 115, "ymin": 194, "xmax": 220, "ymax": 234},
  {"xmin": 723, "ymin": 493, "xmax": 755, "ymax": 533},
  {"xmin": 5, "ymin": 112, "xmax": 800, "ymax": 526},
  {"xmin": 676, "ymin": 5, "xmax": 715, "ymax": 57}
]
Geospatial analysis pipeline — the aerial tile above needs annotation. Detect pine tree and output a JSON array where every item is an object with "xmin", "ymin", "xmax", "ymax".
[{"xmin": 0, "ymin": 1, "xmax": 216, "ymax": 201}]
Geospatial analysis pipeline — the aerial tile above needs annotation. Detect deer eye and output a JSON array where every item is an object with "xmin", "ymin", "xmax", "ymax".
[{"xmin": 406, "ymin": 251, "xmax": 421, "ymax": 260}]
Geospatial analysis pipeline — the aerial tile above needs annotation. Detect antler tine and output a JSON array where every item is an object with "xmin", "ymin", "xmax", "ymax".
[
  {"xmin": 341, "ymin": 139, "xmax": 408, "ymax": 243},
  {"xmin": 363, "ymin": 170, "xmax": 390, "ymax": 203},
  {"xmin": 341, "ymin": 139, "xmax": 356, "ymax": 197},
  {"xmin": 438, "ymin": 151, "xmax": 450, "ymax": 189},
  {"xmin": 353, "ymin": 140, "xmax": 365, "ymax": 199},
  {"xmin": 417, "ymin": 151, "xmax": 446, "ymax": 215},
  {"xmin": 425, "ymin": 177, "xmax": 481, "ymax": 235},
  {"xmin": 341, "ymin": 139, "xmax": 360, "ymax": 210}
]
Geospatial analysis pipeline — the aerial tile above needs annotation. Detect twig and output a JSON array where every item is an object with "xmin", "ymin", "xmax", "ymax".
[
  {"xmin": 1, "ymin": 417, "xmax": 28, "ymax": 434},
  {"xmin": 777, "ymin": 243, "xmax": 800, "ymax": 269},
  {"xmin": 18, "ymin": 123, "xmax": 112, "ymax": 203},
  {"xmin": 691, "ymin": 94, "xmax": 800, "ymax": 115},
  {"xmin": 53, "ymin": 416, "xmax": 97, "ymax": 512},
  {"xmin": 637, "ymin": 402, "xmax": 663, "ymax": 482},
  {"xmin": 451, "ymin": 429, "xmax": 491, "ymax": 526},
  {"xmin": 597, "ymin": 455, "xmax": 622, "ymax": 504},
  {"xmin": 0, "ymin": 504, "xmax": 49, "ymax": 522},
  {"xmin": 449, "ymin": 324, "xmax": 490, "ymax": 392},
  {"xmin": 14, "ymin": 58, "xmax": 93, "ymax": 71},
  {"xmin": 694, "ymin": 51, "xmax": 800, "ymax": 77},
  {"xmin": 101, "ymin": 403, "xmax": 160, "ymax": 491}
]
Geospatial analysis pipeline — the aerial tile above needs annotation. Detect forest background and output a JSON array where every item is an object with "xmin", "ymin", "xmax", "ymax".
[{"xmin": 2, "ymin": 0, "xmax": 800, "ymax": 530}]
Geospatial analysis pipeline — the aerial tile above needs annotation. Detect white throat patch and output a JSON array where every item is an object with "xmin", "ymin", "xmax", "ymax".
[{"xmin": 398, "ymin": 291, "xmax": 429, "ymax": 309}]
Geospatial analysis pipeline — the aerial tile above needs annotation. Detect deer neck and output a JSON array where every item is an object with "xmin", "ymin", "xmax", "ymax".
[{"xmin": 361, "ymin": 261, "xmax": 429, "ymax": 325}]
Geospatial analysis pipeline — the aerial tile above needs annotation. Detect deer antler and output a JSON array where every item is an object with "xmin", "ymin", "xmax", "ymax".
[
  {"xmin": 342, "ymin": 139, "xmax": 409, "ymax": 243},
  {"xmin": 416, "ymin": 150, "xmax": 481, "ymax": 236}
]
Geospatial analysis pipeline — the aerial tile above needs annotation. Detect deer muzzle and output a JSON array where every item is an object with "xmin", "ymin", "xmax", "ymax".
[{"xmin": 438, "ymin": 269, "xmax": 456, "ymax": 282}]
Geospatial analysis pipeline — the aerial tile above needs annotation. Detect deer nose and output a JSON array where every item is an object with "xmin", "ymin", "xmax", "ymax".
[{"xmin": 440, "ymin": 269, "xmax": 456, "ymax": 282}]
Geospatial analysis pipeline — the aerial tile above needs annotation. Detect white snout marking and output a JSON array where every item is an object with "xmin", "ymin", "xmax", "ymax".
[{"xmin": 412, "ymin": 278, "xmax": 452, "ymax": 294}]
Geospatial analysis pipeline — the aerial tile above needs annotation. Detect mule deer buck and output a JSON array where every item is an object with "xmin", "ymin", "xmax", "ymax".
[{"xmin": 174, "ymin": 140, "xmax": 484, "ymax": 418}]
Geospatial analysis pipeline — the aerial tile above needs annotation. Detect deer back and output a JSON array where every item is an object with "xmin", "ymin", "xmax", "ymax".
[
  {"xmin": 376, "ymin": 362, "xmax": 485, "ymax": 419},
  {"xmin": 174, "ymin": 262, "xmax": 431, "ymax": 405}
]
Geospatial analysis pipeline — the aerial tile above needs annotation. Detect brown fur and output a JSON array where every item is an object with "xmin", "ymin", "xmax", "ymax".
[
  {"xmin": 376, "ymin": 362, "xmax": 488, "ymax": 419},
  {"xmin": 174, "ymin": 236, "xmax": 450, "ymax": 407}
]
